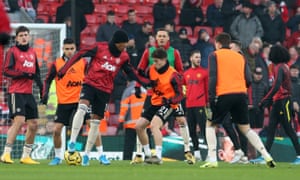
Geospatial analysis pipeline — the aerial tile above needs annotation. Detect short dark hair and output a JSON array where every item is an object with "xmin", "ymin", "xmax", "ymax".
[
  {"xmin": 128, "ymin": 9, "xmax": 135, "ymax": 14},
  {"xmin": 143, "ymin": 21, "xmax": 152, "ymax": 27},
  {"xmin": 151, "ymin": 48, "xmax": 167, "ymax": 59},
  {"xmin": 63, "ymin": 38, "xmax": 75, "ymax": 44},
  {"xmin": 190, "ymin": 49, "xmax": 201, "ymax": 57},
  {"xmin": 155, "ymin": 28, "xmax": 169, "ymax": 36},
  {"xmin": 107, "ymin": 10, "xmax": 115, "ymax": 16},
  {"xmin": 269, "ymin": 45, "xmax": 290, "ymax": 64},
  {"xmin": 290, "ymin": 64, "xmax": 300, "ymax": 70},
  {"xmin": 215, "ymin": 32, "xmax": 231, "ymax": 47},
  {"xmin": 231, "ymin": 40, "xmax": 242, "ymax": 49},
  {"xmin": 15, "ymin": 26, "xmax": 30, "ymax": 36}
]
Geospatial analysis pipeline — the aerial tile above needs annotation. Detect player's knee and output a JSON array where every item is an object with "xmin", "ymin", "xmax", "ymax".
[{"xmin": 28, "ymin": 120, "xmax": 38, "ymax": 131}]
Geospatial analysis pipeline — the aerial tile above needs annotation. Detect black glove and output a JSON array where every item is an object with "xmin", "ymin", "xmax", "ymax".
[
  {"xmin": 135, "ymin": 86, "xmax": 142, "ymax": 98},
  {"xmin": 23, "ymin": 72, "xmax": 34, "ymax": 79},
  {"xmin": 40, "ymin": 94, "xmax": 48, "ymax": 105},
  {"xmin": 259, "ymin": 99, "xmax": 273, "ymax": 110},
  {"xmin": 162, "ymin": 97, "xmax": 171, "ymax": 106},
  {"xmin": 0, "ymin": 33, "xmax": 10, "ymax": 45},
  {"xmin": 57, "ymin": 71, "xmax": 64, "ymax": 80}
]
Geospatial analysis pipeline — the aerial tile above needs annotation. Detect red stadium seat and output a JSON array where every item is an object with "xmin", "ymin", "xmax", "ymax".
[
  {"xmin": 89, "ymin": 25, "xmax": 99, "ymax": 36},
  {"xmin": 37, "ymin": 3, "xmax": 49, "ymax": 15},
  {"xmin": 36, "ymin": 15, "xmax": 50, "ymax": 23},
  {"xmin": 145, "ymin": 0, "xmax": 158, "ymax": 5},
  {"xmin": 102, "ymin": 0, "xmax": 121, "ymax": 4},
  {"xmin": 188, "ymin": 37, "xmax": 198, "ymax": 45},
  {"xmin": 134, "ymin": 5, "xmax": 152, "ymax": 15},
  {"xmin": 214, "ymin": 27, "xmax": 223, "ymax": 36},
  {"xmin": 193, "ymin": 26, "xmax": 213, "ymax": 38},
  {"xmin": 81, "ymin": 36, "xmax": 96, "ymax": 48},
  {"xmin": 85, "ymin": 14, "xmax": 101, "ymax": 24},
  {"xmin": 94, "ymin": 4, "xmax": 112, "ymax": 15},
  {"xmin": 124, "ymin": 0, "xmax": 138, "ymax": 4},
  {"xmin": 114, "ymin": 4, "xmax": 130, "ymax": 15}
]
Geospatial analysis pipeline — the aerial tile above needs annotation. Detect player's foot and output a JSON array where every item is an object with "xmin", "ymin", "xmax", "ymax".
[
  {"xmin": 249, "ymin": 156, "xmax": 266, "ymax": 164},
  {"xmin": 230, "ymin": 149, "xmax": 244, "ymax": 164},
  {"xmin": 20, "ymin": 157, "xmax": 40, "ymax": 164},
  {"xmin": 144, "ymin": 155, "xmax": 152, "ymax": 164},
  {"xmin": 99, "ymin": 155, "xmax": 110, "ymax": 165},
  {"xmin": 292, "ymin": 157, "xmax": 300, "ymax": 165},
  {"xmin": 130, "ymin": 154, "xmax": 143, "ymax": 164},
  {"xmin": 67, "ymin": 142, "xmax": 76, "ymax": 153},
  {"xmin": 48, "ymin": 157, "xmax": 62, "ymax": 165},
  {"xmin": 194, "ymin": 150, "xmax": 202, "ymax": 162},
  {"xmin": 185, "ymin": 151, "xmax": 196, "ymax": 165},
  {"xmin": 238, "ymin": 156, "xmax": 249, "ymax": 164},
  {"xmin": 149, "ymin": 156, "xmax": 162, "ymax": 165},
  {"xmin": 200, "ymin": 161, "xmax": 218, "ymax": 168},
  {"xmin": 0, "ymin": 153, "xmax": 14, "ymax": 164},
  {"xmin": 82, "ymin": 155, "xmax": 90, "ymax": 166},
  {"xmin": 265, "ymin": 157, "xmax": 276, "ymax": 168}
]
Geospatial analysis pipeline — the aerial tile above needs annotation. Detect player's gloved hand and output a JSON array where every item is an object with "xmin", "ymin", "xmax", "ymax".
[
  {"xmin": 259, "ymin": 98, "xmax": 273, "ymax": 110},
  {"xmin": 135, "ymin": 86, "xmax": 142, "ymax": 98},
  {"xmin": 162, "ymin": 97, "xmax": 171, "ymax": 107},
  {"xmin": 40, "ymin": 94, "xmax": 48, "ymax": 105},
  {"xmin": 57, "ymin": 71, "xmax": 64, "ymax": 80},
  {"xmin": 23, "ymin": 72, "xmax": 34, "ymax": 79},
  {"xmin": 0, "ymin": 33, "xmax": 10, "ymax": 45},
  {"xmin": 209, "ymin": 96, "xmax": 218, "ymax": 114}
]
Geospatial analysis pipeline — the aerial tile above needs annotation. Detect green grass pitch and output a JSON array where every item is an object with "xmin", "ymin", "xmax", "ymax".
[{"xmin": 0, "ymin": 160, "xmax": 299, "ymax": 180}]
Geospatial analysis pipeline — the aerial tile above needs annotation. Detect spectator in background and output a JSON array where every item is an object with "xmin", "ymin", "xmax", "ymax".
[
  {"xmin": 287, "ymin": 7, "xmax": 300, "ymax": 33},
  {"xmin": 96, "ymin": 10, "xmax": 120, "ymax": 42},
  {"xmin": 153, "ymin": 0, "xmax": 177, "ymax": 30},
  {"xmin": 290, "ymin": 64, "xmax": 300, "ymax": 130},
  {"xmin": 179, "ymin": 0, "xmax": 204, "ymax": 29},
  {"xmin": 126, "ymin": 36, "xmax": 139, "ymax": 68},
  {"xmin": 288, "ymin": 46, "xmax": 300, "ymax": 67},
  {"xmin": 221, "ymin": 0, "xmax": 243, "ymax": 33},
  {"xmin": 255, "ymin": 42, "xmax": 272, "ymax": 88},
  {"xmin": 172, "ymin": 27, "xmax": 193, "ymax": 69},
  {"xmin": 252, "ymin": 0, "xmax": 268, "ymax": 18},
  {"xmin": 230, "ymin": 1, "xmax": 263, "ymax": 49},
  {"xmin": 121, "ymin": 9, "xmax": 141, "ymax": 38},
  {"xmin": 286, "ymin": 23, "xmax": 300, "ymax": 48},
  {"xmin": 260, "ymin": 1, "xmax": 285, "ymax": 45},
  {"xmin": 206, "ymin": 0, "xmax": 225, "ymax": 28},
  {"xmin": 243, "ymin": 41, "xmax": 260, "ymax": 73},
  {"xmin": 135, "ymin": 21, "xmax": 153, "ymax": 61},
  {"xmin": 248, "ymin": 67, "xmax": 268, "ymax": 129},
  {"xmin": 193, "ymin": 29, "xmax": 215, "ymax": 68},
  {"xmin": 56, "ymin": 0, "xmax": 94, "ymax": 47},
  {"xmin": 164, "ymin": 21, "xmax": 180, "ymax": 46}
]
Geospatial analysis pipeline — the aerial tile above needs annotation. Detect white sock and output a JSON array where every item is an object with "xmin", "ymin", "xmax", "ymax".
[
  {"xmin": 22, "ymin": 144, "xmax": 33, "ymax": 159},
  {"xmin": 70, "ymin": 104, "xmax": 88, "ymax": 143},
  {"xmin": 179, "ymin": 124, "xmax": 191, "ymax": 152},
  {"xmin": 194, "ymin": 150, "xmax": 201, "ymax": 159},
  {"xmin": 155, "ymin": 146, "xmax": 162, "ymax": 159},
  {"xmin": 85, "ymin": 120, "xmax": 100, "ymax": 155},
  {"xmin": 136, "ymin": 136, "xmax": 143, "ymax": 155},
  {"xmin": 3, "ymin": 144, "xmax": 12, "ymax": 154},
  {"xmin": 54, "ymin": 148, "xmax": 62, "ymax": 159},
  {"xmin": 143, "ymin": 144, "xmax": 151, "ymax": 157},
  {"xmin": 206, "ymin": 126, "xmax": 217, "ymax": 162},
  {"xmin": 245, "ymin": 129, "xmax": 271, "ymax": 159},
  {"xmin": 96, "ymin": 146, "xmax": 103, "ymax": 157}
]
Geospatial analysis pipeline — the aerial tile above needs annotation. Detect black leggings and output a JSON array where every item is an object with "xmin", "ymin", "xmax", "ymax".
[
  {"xmin": 186, "ymin": 107, "xmax": 207, "ymax": 151},
  {"xmin": 265, "ymin": 98, "xmax": 300, "ymax": 155}
]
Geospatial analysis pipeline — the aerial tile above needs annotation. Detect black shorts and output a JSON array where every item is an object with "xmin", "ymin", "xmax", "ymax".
[
  {"xmin": 142, "ymin": 103, "xmax": 185, "ymax": 123},
  {"xmin": 8, "ymin": 93, "xmax": 38, "ymax": 120},
  {"xmin": 80, "ymin": 84, "xmax": 110, "ymax": 117},
  {"xmin": 211, "ymin": 93, "xmax": 249, "ymax": 125},
  {"xmin": 55, "ymin": 103, "xmax": 78, "ymax": 126}
]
